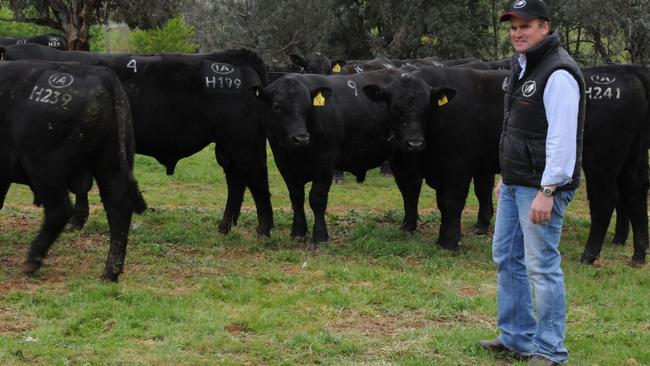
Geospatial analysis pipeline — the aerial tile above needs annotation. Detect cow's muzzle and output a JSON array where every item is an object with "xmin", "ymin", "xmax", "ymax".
[
  {"xmin": 404, "ymin": 138, "xmax": 425, "ymax": 152},
  {"xmin": 290, "ymin": 133, "xmax": 311, "ymax": 147}
]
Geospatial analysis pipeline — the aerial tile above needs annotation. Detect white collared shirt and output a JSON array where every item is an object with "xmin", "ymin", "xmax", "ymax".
[{"xmin": 517, "ymin": 54, "xmax": 580, "ymax": 186}]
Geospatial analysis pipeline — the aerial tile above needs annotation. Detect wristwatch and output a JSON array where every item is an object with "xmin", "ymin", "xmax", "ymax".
[{"xmin": 541, "ymin": 186, "xmax": 556, "ymax": 197}]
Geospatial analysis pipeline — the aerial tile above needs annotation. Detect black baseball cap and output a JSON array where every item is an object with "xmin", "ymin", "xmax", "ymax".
[{"xmin": 499, "ymin": 0, "xmax": 550, "ymax": 22}]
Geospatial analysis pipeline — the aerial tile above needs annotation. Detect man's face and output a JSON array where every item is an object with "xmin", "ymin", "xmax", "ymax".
[{"xmin": 509, "ymin": 17, "xmax": 549, "ymax": 53}]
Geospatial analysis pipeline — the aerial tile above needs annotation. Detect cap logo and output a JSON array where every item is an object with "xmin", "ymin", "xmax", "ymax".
[
  {"xmin": 522, "ymin": 80, "xmax": 536, "ymax": 97},
  {"xmin": 514, "ymin": 0, "xmax": 526, "ymax": 8}
]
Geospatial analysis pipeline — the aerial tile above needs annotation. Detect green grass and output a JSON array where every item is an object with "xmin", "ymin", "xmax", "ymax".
[{"xmin": 0, "ymin": 146, "xmax": 648, "ymax": 365}]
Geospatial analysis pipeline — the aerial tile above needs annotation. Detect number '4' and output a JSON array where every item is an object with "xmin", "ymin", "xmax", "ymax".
[{"xmin": 127, "ymin": 59, "xmax": 137, "ymax": 73}]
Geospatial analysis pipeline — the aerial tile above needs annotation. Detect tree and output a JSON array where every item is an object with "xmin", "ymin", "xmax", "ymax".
[
  {"xmin": 130, "ymin": 16, "xmax": 198, "ymax": 53},
  {"xmin": 0, "ymin": 0, "xmax": 180, "ymax": 50}
]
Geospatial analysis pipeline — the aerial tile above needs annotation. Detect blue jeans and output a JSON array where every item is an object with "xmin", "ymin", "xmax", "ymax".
[{"xmin": 492, "ymin": 183, "xmax": 575, "ymax": 364}]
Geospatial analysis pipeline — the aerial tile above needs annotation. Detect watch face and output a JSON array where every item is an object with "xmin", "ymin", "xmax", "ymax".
[{"xmin": 542, "ymin": 187, "xmax": 553, "ymax": 196}]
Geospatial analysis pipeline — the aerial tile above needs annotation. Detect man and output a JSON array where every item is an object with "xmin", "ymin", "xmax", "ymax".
[{"xmin": 479, "ymin": 1, "xmax": 585, "ymax": 365}]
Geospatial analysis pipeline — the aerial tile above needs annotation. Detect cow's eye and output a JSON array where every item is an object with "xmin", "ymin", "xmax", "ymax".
[{"xmin": 272, "ymin": 103, "xmax": 282, "ymax": 112}]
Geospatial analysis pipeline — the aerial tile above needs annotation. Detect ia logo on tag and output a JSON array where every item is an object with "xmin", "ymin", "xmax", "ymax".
[
  {"xmin": 211, "ymin": 63, "xmax": 235, "ymax": 75},
  {"xmin": 522, "ymin": 80, "xmax": 536, "ymax": 97},
  {"xmin": 48, "ymin": 73, "xmax": 74, "ymax": 89},
  {"xmin": 590, "ymin": 74, "xmax": 616, "ymax": 85}
]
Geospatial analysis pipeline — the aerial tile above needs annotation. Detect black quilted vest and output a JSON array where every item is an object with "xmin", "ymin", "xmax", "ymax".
[{"xmin": 500, "ymin": 32, "xmax": 585, "ymax": 189}]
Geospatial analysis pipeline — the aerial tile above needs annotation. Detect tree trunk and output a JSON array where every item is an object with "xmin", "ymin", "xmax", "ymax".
[{"xmin": 47, "ymin": 0, "xmax": 96, "ymax": 51}]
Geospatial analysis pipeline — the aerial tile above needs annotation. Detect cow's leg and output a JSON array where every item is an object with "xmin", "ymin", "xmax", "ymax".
[
  {"xmin": 580, "ymin": 175, "xmax": 617, "ymax": 265},
  {"xmin": 436, "ymin": 174, "xmax": 471, "ymax": 251},
  {"xmin": 0, "ymin": 180, "xmax": 9, "ymax": 210},
  {"xmin": 94, "ymin": 168, "xmax": 134, "ymax": 282},
  {"xmin": 219, "ymin": 169, "xmax": 246, "ymax": 234},
  {"xmin": 472, "ymin": 173, "xmax": 495, "ymax": 235},
  {"xmin": 612, "ymin": 202, "xmax": 630, "ymax": 245},
  {"xmin": 618, "ymin": 149, "xmax": 648, "ymax": 265},
  {"xmin": 391, "ymin": 154, "xmax": 422, "ymax": 232},
  {"xmin": 65, "ymin": 172, "xmax": 93, "ymax": 231},
  {"xmin": 332, "ymin": 169, "xmax": 344, "ymax": 184},
  {"xmin": 309, "ymin": 174, "xmax": 332, "ymax": 246},
  {"xmin": 22, "ymin": 189, "xmax": 73, "ymax": 274},
  {"xmin": 379, "ymin": 160, "xmax": 393, "ymax": 176},
  {"xmin": 241, "ymin": 147, "xmax": 273, "ymax": 236},
  {"xmin": 288, "ymin": 181, "xmax": 308, "ymax": 241},
  {"xmin": 214, "ymin": 146, "xmax": 245, "ymax": 234}
]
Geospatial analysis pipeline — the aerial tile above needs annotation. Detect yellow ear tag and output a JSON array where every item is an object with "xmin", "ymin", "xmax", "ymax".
[
  {"xmin": 437, "ymin": 95, "xmax": 448, "ymax": 107},
  {"xmin": 313, "ymin": 92, "xmax": 326, "ymax": 107},
  {"xmin": 332, "ymin": 63, "xmax": 341, "ymax": 73}
]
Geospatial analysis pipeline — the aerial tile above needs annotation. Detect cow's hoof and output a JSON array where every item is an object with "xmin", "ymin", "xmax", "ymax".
[
  {"xmin": 611, "ymin": 236, "xmax": 627, "ymax": 245},
  {"xmin": 291, "ymin": 235, "xmax": 306, "ymax": 243},
  {"xmin": 217, "ymin": 222, "xmax": 231, "ymax": 235},
  {"xmin": 628, "ymin": 258, "xmax": 645, "ymax": 268},
  {"xmin": 101, "ymin": 271, "xmax": 120, "ymax": 282},
  {"xmin": 64, "ymin": 220, "xmax": 85, "ymax": 232},
  {"xmin": 579, "ymin": 253, "xmax": 597, "ymax": 265},
  {"xmin": 256, "ymin": 228, "xmax": 271, "ymax": 237},
  {"xmin": 400, "ymin": 224, "xmax": 417, "ymax": 233},
  {"xmin": 437, "ymin": 240, "xmax": 460, "ymax": 252},
  {"xmin": 21, "ymin": 258, "xmax": 42, "ymax": 274},
  {"xmin": 472, "ymin": 224, "xmax": 489, "ymax": 236}
]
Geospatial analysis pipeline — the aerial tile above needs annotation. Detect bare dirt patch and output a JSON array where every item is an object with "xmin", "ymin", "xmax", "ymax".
[
  {"xmin": 0, "ymin": 307, "xmax": 33, "ymax": 336},
  {"xmin": 328, "ymin": 310, "xmax": 429, "ymax": 337}
]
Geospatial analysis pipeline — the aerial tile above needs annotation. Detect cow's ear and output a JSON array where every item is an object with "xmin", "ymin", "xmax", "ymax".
[
  {"xmin": 331, "ymin": 59, "xmax": 346, "ymax": 72},
  {"xmin": 310, "ymin": 87, "xmax": 331, "ymax": 107},
  {"xmin": 430, "ymin": 87, "xmax": 456, "ymax": 107},
  {"xmin": 249, "ymin": 85, "xmax": 270, "ymax": 102},
  {"xmin": 290, "ymin": 54, "xmax": 306, "ymax": 69},
  {"xmin": 310, "ymin": 87, "xmax": 332, "ymax": 100},
  {"xmin": 363, "ymin": 84, "xmax": 387, "ymax": 103}
]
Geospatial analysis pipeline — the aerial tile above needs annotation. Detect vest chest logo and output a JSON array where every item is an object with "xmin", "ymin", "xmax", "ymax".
[
  {"xmin": 514, "ymin": 0, "xmax": 526, "ymax": 8},
  {"xmin": 522, "ymin": 80, "xmax": 536, "ymax": 97},
  {"xmin": 590, "ymin": 74, "xmax": 615, "ymax": 85}
]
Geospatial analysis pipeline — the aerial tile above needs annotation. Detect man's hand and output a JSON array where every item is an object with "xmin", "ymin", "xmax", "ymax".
[
  {"xmin": 495, "ymin": 178, "xmax": 503, "ymax": 199},
  {"xmin": 530, "ymin": 191, "xmax": 553, "ymax": 224}
]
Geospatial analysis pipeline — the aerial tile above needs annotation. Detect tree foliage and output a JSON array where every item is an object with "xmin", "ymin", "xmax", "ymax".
[
  {"xmin": 0, "ymin": 0, "xmax": 180, "ymax": 50},
  {"xmin": 182, "ymin": 0, "xmax": 650, "ymax": 65},
  {"xmin": 130, "ymin": 16, "xmax": 198, "ymax": 53}
]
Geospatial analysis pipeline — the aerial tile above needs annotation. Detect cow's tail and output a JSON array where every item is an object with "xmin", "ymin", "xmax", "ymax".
[
  {"xmin": 636, "ymin": 65, "xmax": 650, "ymax": 149},
  {"xmin": 113, "ymin": 76, "xmax": 147, "ymax": 214}
]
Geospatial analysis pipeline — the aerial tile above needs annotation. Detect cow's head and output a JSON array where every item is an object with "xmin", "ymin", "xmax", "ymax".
[
  {"xmin": 290, "ymin": 52, "xmax": 344, "ymax": 75},
  {"xmin": 256, "ymin": 77, "xmax": 330, "ymax": 150},
  {"xmin": 363, "ymin": 74, "xmax": 456, "ymax": 152}
]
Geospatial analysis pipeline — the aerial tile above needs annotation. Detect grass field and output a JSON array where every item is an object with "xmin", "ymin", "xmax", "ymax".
[{"xmin": 0, "ymin": 146, "xmax": 648, "ymax": 365}]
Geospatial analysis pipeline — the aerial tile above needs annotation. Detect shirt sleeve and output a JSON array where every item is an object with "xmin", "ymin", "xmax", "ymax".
[{"xmin": 541, "ymin": 69, "xmax": 580, "ymax": 187}]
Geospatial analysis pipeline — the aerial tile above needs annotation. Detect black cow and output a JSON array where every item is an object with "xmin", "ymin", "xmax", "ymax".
[
  {"xmin": 266, "ymin": 52, "xmax": 346, "ymax": 84},
  {"xmin": 0, "ymin": 60, "xmax": 146, "ymax": 281},
  {"xmin": 0, "ymin": 34, "xmax": 68, "ymax": 50},
  {"xmin": 257, "ymin": 69, "xmax": 455, "ymax": 245},
  {"xmin": 579, "ymin": 65, "xmax": 650, "ymax": 265},
  {"xmin": 407, "ymin": 63, "xmax": 649, "ymax": 265},
  {"xmin": 399, "ymin": 65, "xmax": 507, "ymax": 250},
  {"xmin": 1, "ymin": 43, "xmax": 273, "ymax": 237}
]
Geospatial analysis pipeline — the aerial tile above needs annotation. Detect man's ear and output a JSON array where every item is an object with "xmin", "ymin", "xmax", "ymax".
[
  {"xmin": 290, "ymin": 54, "xmax": 306, "ymax": 69},
  {"xmin": 363, "ymin": 84, "xmax": 387, "ymax": 103},
  {"xmin": 431, "ymin": 86, "xmax": 456, "ymax": 107}
]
